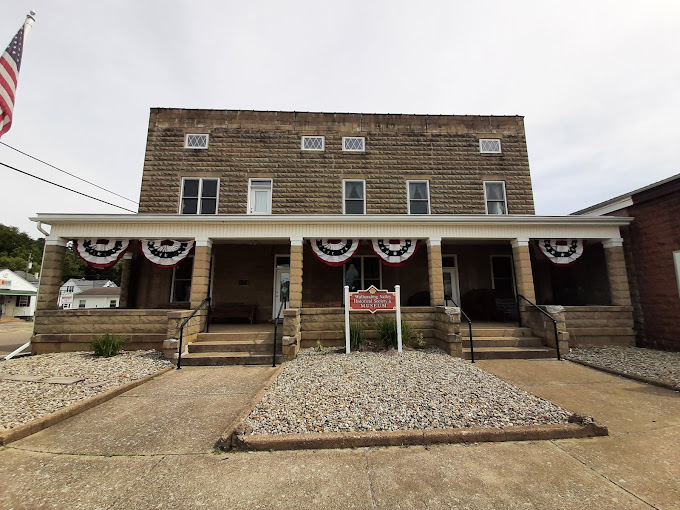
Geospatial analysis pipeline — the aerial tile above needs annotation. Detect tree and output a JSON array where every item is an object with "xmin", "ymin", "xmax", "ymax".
[{"xmin": 0, "ymin": 223, "xmax": 44, "ymax": 274}]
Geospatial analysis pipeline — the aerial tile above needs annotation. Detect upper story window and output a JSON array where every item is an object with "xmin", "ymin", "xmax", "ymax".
[
  {"xmin": 185, "ymin": 134, "xmax": 209, "ymax": 149},
  {"xmin": 342, "ymin": 137, "xmax": 365, "ymax": 152},
  {"xmin": 484, "ymin": 181, "xmax": 507, "ymax": 214},
  {"xmin": 407, "ymin": 180, "xmax": 430, "ymax": 214},
  {"xmin": 248, "ymin": 179, "xmax": 272, "ymax": 215},
  {"xmin": 343, "ymin": 179, "xmax": 365, "ymax": 214},
  {"xmin": 479, "ymin": 139, "xmax": 501, "ymax": 154},
  {"xmin": 180, "ymin": 178, "xmax": 219, "ymax": 214},
  {"xmin": 301, "ymin": 136, "xmax": 325, "ymax": 151},
  {"xmin": 65, "ymin": 286, "xmax": 74, "ymax": 293}
]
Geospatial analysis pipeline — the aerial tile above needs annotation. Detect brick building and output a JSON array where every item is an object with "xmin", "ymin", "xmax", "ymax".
[
  {"xmin": 573, "ymin": 173, "xmax": 680, "ymax": 351},
  {"xmin": 30, "ymin": 110, "xmax": 637, "ymax": 362}
]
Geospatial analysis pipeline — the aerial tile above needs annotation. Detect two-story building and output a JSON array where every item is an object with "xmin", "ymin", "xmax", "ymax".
[
  {"xmin": 57, "ymin": 278, "xmax": 117, "ymax": 309},
  {"xmin": 30, "ymin": 110, "xmax": 636, "ymax": 362}
]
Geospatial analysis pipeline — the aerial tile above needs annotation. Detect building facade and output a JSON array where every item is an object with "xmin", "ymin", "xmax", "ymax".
[
  {"xmin": 57, "ymin": 278, "xmax": 117, "ymax": 309},
  {"xmin": 0, "ymin": 268, "xmax": 38, "ymax": 319},
  {"xmin": 30, "ymin": 110, "xmax": 636, "ymax": 360}
]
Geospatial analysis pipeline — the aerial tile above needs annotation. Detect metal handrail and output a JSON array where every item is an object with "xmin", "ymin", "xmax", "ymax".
[
  {"xmin": 272, "ymin": 298, "xmax": 288, "ymax": 367},
  {"xmin": 446, "ymin": 296, "xmax": 474, "ymax": 363},
  {"xmin": 176, "ymin": 296, "xmax": 211, "ymax": 370},
  {"xmin": 516, "ymin": 294, "xmax": 561, "ymax": 360}
]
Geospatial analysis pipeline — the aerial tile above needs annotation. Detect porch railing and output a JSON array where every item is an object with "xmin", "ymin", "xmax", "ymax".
[
  {"xmin": 517, "ymin": 294, "xmax": 561, "ymax": 360},
  {"xmin": 272, "ymin": 298, "xmax": 288, "ymax": 367},
  {"xmin": 176, "ymin": 296, "xmax": 211, "ymax": 370},
  {"xmin": 446, "ymin": 296, "xmax": 474, "ymax": 363}
]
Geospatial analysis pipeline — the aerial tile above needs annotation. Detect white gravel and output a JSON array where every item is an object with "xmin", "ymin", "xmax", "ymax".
[
  {"xmin": 566, "ymin": 345, "xmax": 680, "ymax": 390},
  {"xmin": 246, "ymin": 348, "xmax": 576, "ymax": 435},
  {"xmin": 0, "ymin": 351, "xmax": 173, "ymax": 430}
]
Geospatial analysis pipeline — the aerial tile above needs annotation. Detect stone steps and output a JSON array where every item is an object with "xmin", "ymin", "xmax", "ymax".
[
  {"xmin": 188, "ymin": 340, "xmax": 275, "ymax": 353},
  {"xmin": 186, "ymin": 329, "xmax": 281, "ymax": 364},
  {"xmin": 461, "ymin": 327, "xmax": 534, "ymax": 338},
  {"xmin": 461, "ymin": 324, "xmax": 556, "ymax": 360},
  {"xmin": 464, "ymin": 346, "xmax": 557, "ymax": 360},
  {"xmin": 181, "ymin": 352, "xmax": 282, "ymax": 366},
  {"xmin": 462, "ymin": 336, "xmax": 544, "ymax": 348},
  {"xmin": 196, "ymin": 331, "xmax": 275, "ymax": 342}
]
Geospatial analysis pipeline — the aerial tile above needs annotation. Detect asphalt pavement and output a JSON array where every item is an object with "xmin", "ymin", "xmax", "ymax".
[{"xmin": 0, "ymin": 320, "xmax": 33, "ymax": 357}]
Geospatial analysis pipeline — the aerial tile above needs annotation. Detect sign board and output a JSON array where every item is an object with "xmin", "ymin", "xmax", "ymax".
[
  {"xmin": 349, "ymin": 286, "xmax": 396, "ymax": 313},
  {"xmin": 0, "ymin": 279, "xmax": 11, "ymax": 289}
]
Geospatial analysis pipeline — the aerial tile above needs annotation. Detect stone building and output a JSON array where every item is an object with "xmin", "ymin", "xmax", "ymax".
[{"xmin": 30, "ymin": 110, "xmax": 636, "ymax": 362}]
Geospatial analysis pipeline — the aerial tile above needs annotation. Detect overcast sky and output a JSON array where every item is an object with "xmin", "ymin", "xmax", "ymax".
[{"xmin": 1, "ymin": 1, "xmax": 679, "ymax": 238}]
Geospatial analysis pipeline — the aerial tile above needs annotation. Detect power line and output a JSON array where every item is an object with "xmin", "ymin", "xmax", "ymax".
[
  {"xmin": 0, "ymin": 161, "xmax": 137, "ymax": 213},
  {"xmin": 0, "ymin": 141, "xmax": 139, "ymax": 205}
]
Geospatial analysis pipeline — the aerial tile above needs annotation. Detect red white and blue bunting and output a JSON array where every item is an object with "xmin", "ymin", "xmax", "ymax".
[
  {"xmin": 309, "ymin": 239, "xmax": 360, "ymax": 266},
  {"xmin": 539, "ymin": 239, "xmax": 584, "ymax": 265},
  {"xmin": 140, "ymin": 240, "xmax": 195, "ymax": 267},
  {"xmin": 74, "ymin": 239, "xmax": 130, "ymax": 269},
  {"xmin": 370, "ymin": 239, "xmax": 419, "ymax": 267}
]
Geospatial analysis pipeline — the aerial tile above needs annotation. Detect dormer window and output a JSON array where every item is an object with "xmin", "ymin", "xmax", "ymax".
[
  {"xmin": 301, "ymin": 136, "xmax": 325, "ymax": 151},
  {"xmin": 479, "ymin": 139, "xmax": 501, "ymax": 154},
  {"xmin": 185, "ymin": 134, "xmax": 209, "ymax": 149}
]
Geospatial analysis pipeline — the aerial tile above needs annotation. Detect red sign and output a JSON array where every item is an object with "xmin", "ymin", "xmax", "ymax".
[{"xmin": 349, "ymin": 286, "xmax": 397, "ymax": 313}]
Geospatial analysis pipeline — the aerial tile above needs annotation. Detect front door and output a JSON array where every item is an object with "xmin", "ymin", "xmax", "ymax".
[
  {"xmin": 442, "ymin": 255, "xmax": 460, "ymax": 306},
  {"xmin": 273, "ymin": 255, "xmax": 290, "ymax": 319}
]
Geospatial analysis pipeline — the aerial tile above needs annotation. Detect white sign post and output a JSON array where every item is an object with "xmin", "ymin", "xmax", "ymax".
[
  {"xmin": 395, "ymin": 285, "xmax": 402, "ymax": 353},
  {"xmin": 344, "ymin": 285, "xmax": 351, "ymax": 354}
]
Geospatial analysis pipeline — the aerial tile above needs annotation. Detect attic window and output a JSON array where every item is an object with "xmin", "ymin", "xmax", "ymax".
[
  {"xmin": 185, "ymin": 134, "xmax": 209, "ymax": 149},
  {"xmin": 301, "ymin": 136, "xmax": 324, "ymax": 151},
  {"xmin": 343, "ymin": 137, "xmax": 365, "ymax": 152},
  {"xmin": 479, "ymin": 139, "xmax": 501, "ymax": 153}
]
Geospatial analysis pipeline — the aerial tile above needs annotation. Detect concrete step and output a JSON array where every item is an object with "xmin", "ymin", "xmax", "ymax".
[
  {"xmin": 463, "ymin": 347, "xmax": 557, "ymax": 360},
  {"xmin": 180, "ymin": 352, "xmax": 282, "ymax": 366},
  {"xmin": 188, "ymin": 340, "xmax": 276, "ymax": 353},
  {"xmin": 565, "ymin": 318, "xmax": 634, "ymax": 328},
  {"xmin": 461, "ymin": 327, "xmax": 533, "ymax": 338},
  {"xmin": 196, "ymin": 331, "xmax": 274, "ymax": 342},
  {"xmin": 462, "ymin": 337, "xmax": 544, "ymax": 348}
]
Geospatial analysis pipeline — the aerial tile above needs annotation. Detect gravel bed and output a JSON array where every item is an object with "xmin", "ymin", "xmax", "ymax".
[
  {"xmin": 245, "ymin": 349, "xmax": 576, "ymax": 435},
  {"xmin": 565, "ymin": 346, "xmax": 680, "ymax": 389},
  {"xmin": 0, "ymin": 351, "xmax": 173, "ymax": 430}
]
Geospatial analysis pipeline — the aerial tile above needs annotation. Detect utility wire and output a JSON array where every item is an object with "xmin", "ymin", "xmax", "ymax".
[
  {"xmin": 0, "ymin": 161, "xmax": 137, "ymax": 213},
  {"xmin": 0, "ymin": 141, "xmax": 139, "ymax": 205}
]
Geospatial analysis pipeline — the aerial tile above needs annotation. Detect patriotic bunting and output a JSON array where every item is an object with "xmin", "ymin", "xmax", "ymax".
[
  {"xmin": 140, "ymin": 240, "xmax": 194, "ymax": 267},
  {"xmin": 74, "ymin": 239, "xmax": 129, "ymax": 269},
  {"xmin": 539, "ymin": 239, "xmax": 584, "ymax": 265},
  {"xmin": 309, "ymin": 239, "xmax": 359, "ymax": 266},
  {"xmin": 370, "ymin": 239, "xmax": 419, "ymax": 266}
]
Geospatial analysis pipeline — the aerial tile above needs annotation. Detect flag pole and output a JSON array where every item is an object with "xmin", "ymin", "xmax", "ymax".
[{"xmin": 23, "ymin": 10, "xmax": 36, "ymax": 41}]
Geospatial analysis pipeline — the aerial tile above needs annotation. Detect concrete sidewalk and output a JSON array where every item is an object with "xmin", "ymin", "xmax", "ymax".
[{"xmin": 1, "ymin": 360, "xmax": 678, "ymax": 509}]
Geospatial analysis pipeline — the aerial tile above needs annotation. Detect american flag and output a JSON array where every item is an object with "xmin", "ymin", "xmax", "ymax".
[{"xmin": 0, "ymin": 24, "xmax": 25, "ymax": 137}]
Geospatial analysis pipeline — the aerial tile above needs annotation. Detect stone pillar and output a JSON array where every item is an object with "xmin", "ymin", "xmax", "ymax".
[
  {"xmin": 189, "ymin": 238, "xmax": 212, "ymax": 309},
  {"xmin": 511, "ymin": 238, "xmax": 536, "ymax": 304},
  {"xmin": 36, "ymin": 237, "xmax": 67, "ymax": 312},
  {"xmin": 603, "ymin": 238, "xmax": 632, "ymax": 306},
  {"xmin": 288, "ymin": 237, "xmax": 304, "ymax": 309},
  {"xmin": 118, "ymin": 253, "xmax": 133, "ymax": 308},
  {"xmin": 427, "ymin": 237, "xmax": 445, "ymax": 306}
]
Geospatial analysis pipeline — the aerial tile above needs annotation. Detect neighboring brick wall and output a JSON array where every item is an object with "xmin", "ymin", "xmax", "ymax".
[{"xmin": 138, "ymin": 110, "xmax": 534, "ymax": 215}]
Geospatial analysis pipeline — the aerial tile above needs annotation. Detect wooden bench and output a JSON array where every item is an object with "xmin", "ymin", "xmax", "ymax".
[{"xmin": 209, "ymin": 303, "xmax": 257, "ymax": 324}]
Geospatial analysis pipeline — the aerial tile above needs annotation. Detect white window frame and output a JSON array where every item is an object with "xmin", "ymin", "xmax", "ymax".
[
  {"xmin": 479, "ymin": 138, "xmax": 502, "ymax": 154},
  {"xmin": 490, "ymin": 255, "xmax": 515, "ymax": 294},
  {"xmin": 78, "ymin": 299, "xmax": 86, "ymax": 309},
  {"xmin": 483, "ymin": 181, "xmax": 508, "ymax": 215},
  {"xmin": 342, "ymin": 137, "xmax": 365, "ymax": 152},
  {"xmin": 406, "ymin": 180, "xmax": 431, "ymax": 215},
  {"xmin": 674, "ymin": 251, "xmax": 680, "ymax": 298},
  {"xmin": 342, "ymin": 179, "xmax": 366, "ymax": 214},
  {"xmin": 343, "ymin": 255, "xmax": 383, "ymax": 290},
  {"xmin": 17, "ymin": 295, "xmax": 30, "ymax": 307},
  {"xmin": 301, "ymin": 136, "xmax": 325, "ymax": 151},
  {"xmin": 247, "ymin": 178, "xmax": 273, "ymax": 215},
  {"xmin": 179, "ymin": 177, "xmax": 220, "ymax": 215},
  {"xmin": 184, "ymin": 133, "xmax": 209, "ymax": 149}
]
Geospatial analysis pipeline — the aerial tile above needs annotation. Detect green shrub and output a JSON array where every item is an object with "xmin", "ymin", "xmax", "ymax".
[
  {"xmin": 408, "ymin": 332, "xmax": 427, "ymax": 349},
  {"xmin": 375, "ymin": 317, "xmax": 415, "ymax": 349},
  {"xmin": 341, "ymin": 320, "xmax": 366, "ymax": 350},
  {"xmin": 90, "ymin": 333, "xmax": 127, "ymax": 357}
]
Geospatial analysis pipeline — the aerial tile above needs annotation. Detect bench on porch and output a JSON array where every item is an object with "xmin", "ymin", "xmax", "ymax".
[{"xmin": 209, "ymin": 303, "xmax": 257, "ymax": 324}]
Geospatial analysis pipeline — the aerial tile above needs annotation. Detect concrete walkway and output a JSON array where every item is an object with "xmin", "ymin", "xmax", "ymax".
[{"xmin": 1, "ymin": 360, "xmax": 678, "ymax": 509}]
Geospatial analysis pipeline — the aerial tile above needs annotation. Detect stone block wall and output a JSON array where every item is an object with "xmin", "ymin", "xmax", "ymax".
[
  {"xmin": 562, "ymin": 306, "xmax": 636, "ymax": 347},
  {"xmin": 282, "ymin": 308, "xmax": 301, "ymax": 360},
  {"xmin": 523, "ymin": 305, "xmax": 570, "ymax": 355}
]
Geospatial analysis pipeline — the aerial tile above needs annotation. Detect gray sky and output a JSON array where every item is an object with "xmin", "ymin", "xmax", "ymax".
[{"xmin": 1, "ymin": 1, "xmax": 679, "ymax": 238}]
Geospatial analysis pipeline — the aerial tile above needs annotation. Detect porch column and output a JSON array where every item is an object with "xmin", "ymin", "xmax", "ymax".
[
  {"xmin": 427, "ymin": 237, "xmax": 445, "ymax": 306},
  {"xmin": 189, "ymin": 238, "xmax": 212, "ymax": 309},
  {"xmin": 118, "ymin": 252, "xmax": 133, "ymax": 308},
  {"xmin": 37, "ymin": 237, "xmax": 66, "ymax": 311},
  {"xmin": 288, "ymin": 237, "xmax": 304, "ymax": 308},
  {"xmin": 511, "ymin": 238, "xmax": 536, "ymax": 303},
  {"xmin": 603, "ymin": 238, "xmax": 632, "ymax": 306}
]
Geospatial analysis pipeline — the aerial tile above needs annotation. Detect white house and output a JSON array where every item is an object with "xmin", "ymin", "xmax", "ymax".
[
  {"xmin": 0, "ymin": 268, "xmax": 38, "ymax": 319},
  {"xmin": 72, "ymin": 287, "xmax": 121, "ymax": 309},
  {"xmin": 58, "ymin": 278, "xmax": 117, "ymax": 309}
]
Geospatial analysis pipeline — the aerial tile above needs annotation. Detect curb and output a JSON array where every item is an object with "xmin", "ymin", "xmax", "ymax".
[
  {"xmin": 228, "ymin": 422, "xmax": 609, "ymax": 452},
  {"xmin": 567, "ymin": 359, "xmax": 679, "ymax": 392},
  {"xmin": 0, "ymin": 366, "xmax": 174, "ymax": 445}
]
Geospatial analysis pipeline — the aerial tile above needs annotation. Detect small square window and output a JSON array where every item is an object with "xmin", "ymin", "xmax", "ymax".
[
  {"xmin": 343, "ymin": 180, "xmax": 365, "ymax": 214},
  {"xmin": 480, "ymin": 139, "xmax": 502, "ymax": 153},
  {"xmin": 185, "ymin": 134, "xmax": 209, "ymax": 149},
  {"xmin": 109, "ymin": 300, "xmax": 117, "ymax": 308},
  {"xmin": 484, "ymin": 181, "xmax": 508, "ymax": 215},
  {"xmin": 78, "ymin": 300, "xmax": 86, "ymax": 308},
  {"xmin": 301, "ymin": 136, "xmax": 324, "ymax": 151},
  {"xmin": 342, "ymin": 137, "xmax": 365, "ymax": 152},
  {"xmin": 16, "ymin": 295, "xmax": 29, "ymax": 307}
]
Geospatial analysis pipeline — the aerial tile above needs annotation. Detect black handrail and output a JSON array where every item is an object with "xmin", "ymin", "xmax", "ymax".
[
  {"xmin": 272, "ymin": 298, "xmax": 288, "ymax": 367},
  {"xmin": 516, "ymin": 294, "xmax": 561, "ymax": 360},
  {"xmin": 176, "ymin": 296, "xmax": 211, "ymax": 370},
  {"xmin": 446, "ymin": 296, "xmax": 474, "ymax": 363}
]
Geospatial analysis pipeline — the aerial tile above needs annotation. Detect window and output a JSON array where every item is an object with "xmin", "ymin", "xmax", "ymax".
[
  {"xmin": 674, "ymin": 251, "xmax": 680, "ymax": 298},
  {"xmin": 248, "ymin": 179, "xmax": 272, "ymax": 214},
  {"xmin": 407, "ymin": 180, "xmax": 430, "ymax": 214},
  {"xmin": 78, "ymin": 300, "xmax": 86, "ymax": 308},
  {"xmin": 171, "ymin": 257, "xmax": 193, "ymax": 302},
  {"xmin": 484, "ymin": 181, "xmax": 507, "ymax": 214},
  {"xmin": 62, "ymin": 303, "xmax": 70, "ymax": 309},
  {"xmin": 180, "ymin": 178, "xmax": 219, "ymax": 214},
  {"xmin": 185, "ymin": 134, "xmax": 209, "ymax": 149},
  {"xmin": 109, "ymin": 300, "xmax": 117, "ymax": 308},
  {"xmin": 16, "ymin": 295, "xmax": 29, "ymax": 307},
  {"xmin": 65, "ymin": 286, "xmax": 74, "ymax": 293},
  {"xmin": 344, "ymin": 256, "xmax": 382, "ymax": 292},
  {"xmin": 343, "ymin": 137, "xmax": 365, "ymax": 152},
  {"xmin": 301, "ymin": 136, "xmax": 324, "ymax": 151},
  {"xmin": 479, "ymin": 139, "xmax": 501, "ymax": 153},
  {"xmin": 343, "ymin": 179, "xmax": 365, "ymax": 214},
  {"xmin": 491, "ymin": 255, "xmax": 514, "ymax": 295}
]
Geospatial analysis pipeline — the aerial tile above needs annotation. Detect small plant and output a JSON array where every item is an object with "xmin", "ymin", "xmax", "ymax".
[
  {"xmin": 341, "ymin": 320, "xmax": 366, "ymax": 350},
  {"xmin": 315, "ymin": 340, "xmax": 325, "ymax": 352},
  {"xmin": 408, "ymin": 332, "xmax": 427, "ymax": 349},
  {"xmin": 90, "ymin": 333, "xmax": 127, "ymax": 357},
  {"xmin": 375, "ymin": 317, "xmax": 415, "ymax": 349}
]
